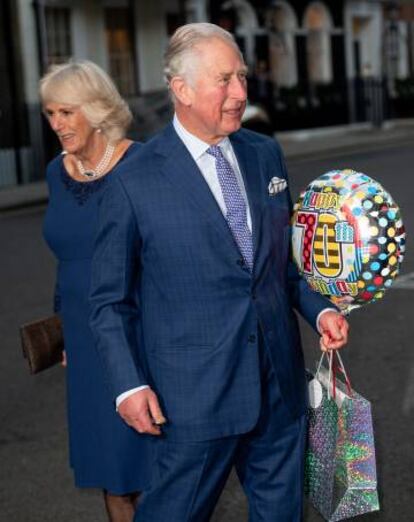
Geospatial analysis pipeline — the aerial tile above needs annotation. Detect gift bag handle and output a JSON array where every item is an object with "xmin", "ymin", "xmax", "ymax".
[{"xmin": 316, "ymin": 350, "xmax": 352, "ymax": 400}]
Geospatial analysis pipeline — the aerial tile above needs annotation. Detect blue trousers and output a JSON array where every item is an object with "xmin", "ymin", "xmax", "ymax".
[{"xmin": 135, "ymin": 340, "xmax": 307, "ymax": 521}]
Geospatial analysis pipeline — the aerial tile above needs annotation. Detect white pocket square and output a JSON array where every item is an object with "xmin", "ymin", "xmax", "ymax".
[{"xmin": 268, "ymin": 177, "xmax": 287, "ymax": 196}]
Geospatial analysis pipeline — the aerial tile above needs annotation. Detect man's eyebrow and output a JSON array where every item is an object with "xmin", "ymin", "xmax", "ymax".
[{"xmin": 217, "ymin": 67, "xmax": 248, "ymax": 77}]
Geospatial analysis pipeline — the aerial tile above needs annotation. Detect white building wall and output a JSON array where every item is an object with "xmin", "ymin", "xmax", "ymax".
[
  {"xmin": 135, "ymin": 0, "xmax": 180, "ymax": 93},
  {"xmin": 14, "ymin": 0, "xmax": 45, "ymax": 182},
  {"xmin": 16, "ymin": 0, "xmax": 109, "ymax": 101},
  {"xmin": 71, "ymin": 1, "xmax": 108, "ymax": 69},
  {"xmin": 397, "ymin": 21, "xmax": 409, "ymax": 79},
  {"xmin": 344, "ymin": 0, "xmax": 383, "ymax": 79},
  {"xmin": 16, "ymin": 0, "xmax": 41, "ymax": 104},
  {"xmin": 185, "ymin": 0, "xmax": 208, "ymax": 22}
]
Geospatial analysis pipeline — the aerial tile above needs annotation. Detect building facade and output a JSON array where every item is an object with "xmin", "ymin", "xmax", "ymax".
[
  {"xmin": 2, "ymin": 0, "xmax": 184, "ymax": 186},
  {"xmin": 1, "ymin": 0, "xmax": 413, "ymax": 187}
]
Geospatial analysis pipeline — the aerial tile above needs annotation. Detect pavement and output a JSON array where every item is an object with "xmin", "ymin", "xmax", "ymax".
[
  {"xmin": 1, "ymin": 118, "xmax": 414, "ymax": 212},
  {"xmin": 2, "ymin": 126, "xmax": 413, "ymax": 521}
]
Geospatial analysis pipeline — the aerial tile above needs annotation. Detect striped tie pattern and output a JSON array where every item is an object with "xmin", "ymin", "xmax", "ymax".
[{"xmin": 207, "ymin": 145, "xmax": 253, "ymax": 269}]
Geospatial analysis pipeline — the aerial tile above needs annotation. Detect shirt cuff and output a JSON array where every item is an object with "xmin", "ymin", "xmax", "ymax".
[
  {"xmin": 316, "ymin": 308, "xmax": 339, "ymax": 334},
  {"xmin": 116, "ymin": 385, "xmax": 149, "ymax": 410}
]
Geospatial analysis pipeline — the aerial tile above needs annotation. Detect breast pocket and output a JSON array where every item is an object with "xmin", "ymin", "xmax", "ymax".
[
  {"xmin": 266, "ymin": 189, "xmax": 289, "ymax": 210},
  {"xmin": 265, "ymin": 196, "xmax": 290, "ymax": 228}
]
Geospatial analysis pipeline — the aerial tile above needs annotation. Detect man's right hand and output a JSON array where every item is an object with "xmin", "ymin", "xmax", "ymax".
[{"xmin": 118, "ymin": 388, "xmax": 166, "ymax": 436}]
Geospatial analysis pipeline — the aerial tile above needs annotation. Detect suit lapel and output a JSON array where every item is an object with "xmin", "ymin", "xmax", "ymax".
[{"xmin": 156, "ymin": 125, "xmax": 239, "ymax": 254}]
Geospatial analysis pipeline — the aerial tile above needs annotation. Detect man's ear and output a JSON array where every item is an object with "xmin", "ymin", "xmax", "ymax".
[{"xmin": 170, "ymin": 76, "xmax": 194, "ymax": 107}]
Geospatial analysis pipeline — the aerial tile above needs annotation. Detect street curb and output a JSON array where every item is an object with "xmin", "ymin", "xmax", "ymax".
[
  {"xmin": 1, "ymin": 118, "xmax": 414, "ymax": 212},
  {"xmin": 0, "ymin": 196, "xmax": 48, "ymax": 213},
  {"xmin": 0, "ymin": 181, "xmax": 48, "ymax": 213},
  {"xmin": 282, "ymin": 133, "xmax": 414, "ymax": 162},
  {"xmin": 278, "ymin": 119, "xmax": 414, "ymax": 161},
  {"xmin": 276, "ymin": 121, "xmax": 373, "ymax": 142}
]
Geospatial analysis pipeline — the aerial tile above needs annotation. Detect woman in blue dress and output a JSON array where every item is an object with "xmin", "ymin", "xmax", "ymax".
[{"xmin": 40, "ymin": 61, "xmax": 150, "ymax": 522}]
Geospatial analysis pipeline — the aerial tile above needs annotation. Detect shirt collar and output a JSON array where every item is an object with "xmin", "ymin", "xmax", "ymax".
[{"xmin": 173, "ymin": 114, "xmax": 232, "ymax": 161}]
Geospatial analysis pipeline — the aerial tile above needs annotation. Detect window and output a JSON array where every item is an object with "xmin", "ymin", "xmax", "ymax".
[
  {"xmin": 45, "ymin": 7, "xmax": 72, "ymax": 66},
  {"xmin": 105, "ymin": 8, "xmax": 137, "ymax": 96}
]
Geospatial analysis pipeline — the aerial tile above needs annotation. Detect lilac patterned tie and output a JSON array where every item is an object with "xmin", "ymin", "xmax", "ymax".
[{"xmin": 207, "ymin": 145, "xmax": 253, "ymax": 270}]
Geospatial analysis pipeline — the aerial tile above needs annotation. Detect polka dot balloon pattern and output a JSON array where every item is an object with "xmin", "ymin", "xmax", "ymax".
[{"xmin": 291, "ymin": 169, "xmax": 406, "ymax": 313}]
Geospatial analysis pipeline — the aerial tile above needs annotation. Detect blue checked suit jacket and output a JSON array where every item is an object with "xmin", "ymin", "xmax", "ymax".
[{"xmin": 89, "ymin": 124, "xmax": 331, "ymax": 441}]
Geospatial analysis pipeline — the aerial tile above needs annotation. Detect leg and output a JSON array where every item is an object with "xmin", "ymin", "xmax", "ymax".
[
  {"xmin": 134, "ymin": 437, "xmax": 238, "ymax": 522},
  {"xmin": 103, "ymin": 490, "xmax": 141, "ymax": 522},
  {"xmin": 236, "ymin": 414, "xmax": 306, "ymax": 522},
  {"xmin": 235, "ymin": 343, "xmax": 307, "ymax": 522}
]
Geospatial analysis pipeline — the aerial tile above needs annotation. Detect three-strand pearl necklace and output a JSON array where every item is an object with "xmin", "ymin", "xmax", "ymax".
[{"xmin": 76, "ymin": 142, "xmax": 115, "ymax": 179}]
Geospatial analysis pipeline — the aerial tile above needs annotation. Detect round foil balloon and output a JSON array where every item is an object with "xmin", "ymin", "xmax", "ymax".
[{"xmin": 291, "ymin": 169, "xmax": 406, "ymax": 313}]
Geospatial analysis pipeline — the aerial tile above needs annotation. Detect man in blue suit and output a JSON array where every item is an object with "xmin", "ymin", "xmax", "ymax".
[{"xmin": 90, "ymin": 23, "xmax": 349, "ymax": 521}]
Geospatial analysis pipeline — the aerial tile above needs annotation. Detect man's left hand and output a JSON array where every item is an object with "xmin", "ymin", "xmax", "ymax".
[{"xmin": 318, "ymin": 311, "xmax": 349, "ymax": 351}]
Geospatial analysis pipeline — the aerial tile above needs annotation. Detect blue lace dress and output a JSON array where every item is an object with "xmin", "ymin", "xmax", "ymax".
[{"xmin": 43, "ymin": 143, "xmax": 151, "ymax": 493}]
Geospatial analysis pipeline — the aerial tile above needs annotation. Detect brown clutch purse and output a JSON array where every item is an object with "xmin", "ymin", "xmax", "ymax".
[{"xmin": 20, "ymin": 315, "xmax": 64, "ymax": 374}]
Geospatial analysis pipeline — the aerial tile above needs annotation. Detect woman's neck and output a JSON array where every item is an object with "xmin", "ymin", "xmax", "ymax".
[{"xmin": 75, "ymin": 133, "xmax": 108, "ymax": 169}]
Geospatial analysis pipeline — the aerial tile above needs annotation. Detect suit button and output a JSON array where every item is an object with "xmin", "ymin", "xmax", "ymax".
[
  {"xmin": 251, "ymin": 292, "xmax": 257, "ymax": 300},
  {"xmin": 236, "ymin": 259, "xmax": 245, "ymax": 267},
  {"xmin": 248, "ymin": 334, "xmax": 256, "ymax": 343}
]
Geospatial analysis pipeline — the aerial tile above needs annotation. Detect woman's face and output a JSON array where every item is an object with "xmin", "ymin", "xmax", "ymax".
[{"xmin": 43, "ymin": 102, "xmax": 96, "ymax": 155}]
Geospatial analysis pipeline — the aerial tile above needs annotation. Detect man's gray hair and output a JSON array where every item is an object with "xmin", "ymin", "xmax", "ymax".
[{"xmin": 164, "ymin": 22, "xmax": 241, "ymax": 84}]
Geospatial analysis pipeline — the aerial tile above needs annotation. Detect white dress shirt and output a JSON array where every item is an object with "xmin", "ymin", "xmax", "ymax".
[
  {"xmin": 116, "ymin": 115, "xmax": 335, "ymax": 408},
  {"xmin": 172, "ymin": 114, "xmax": 252, "ymax": 231}
]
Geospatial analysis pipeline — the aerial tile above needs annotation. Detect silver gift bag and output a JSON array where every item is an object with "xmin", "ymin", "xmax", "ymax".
[{"xmin": 305, "ymin": 351, "xmax": 380, "ymax": 521}]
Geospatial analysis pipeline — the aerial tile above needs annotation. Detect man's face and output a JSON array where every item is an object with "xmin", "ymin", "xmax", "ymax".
[{"xmin": 180, "ymin": 38, "xmax": 248, "ymax": 143}]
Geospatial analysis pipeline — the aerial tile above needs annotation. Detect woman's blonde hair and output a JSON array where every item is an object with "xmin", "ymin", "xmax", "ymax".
[{"xmin": 39, "ymin": 60, "xmax": 132, "ymax": 142}]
